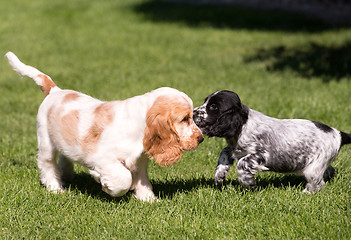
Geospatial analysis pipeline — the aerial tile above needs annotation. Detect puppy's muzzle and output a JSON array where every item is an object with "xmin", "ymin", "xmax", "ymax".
[{"xmin": 193, "ymin": 109, "xmax": 205, "ymax": 127}]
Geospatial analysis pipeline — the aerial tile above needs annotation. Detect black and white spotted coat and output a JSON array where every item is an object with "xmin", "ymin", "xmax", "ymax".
[{"xmin": 193, "ymin": 90, "xmax": 351, "ymax": 192}]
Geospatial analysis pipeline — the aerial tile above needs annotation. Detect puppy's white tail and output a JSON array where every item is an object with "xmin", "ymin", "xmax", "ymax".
[{"xmin": 5, "ymin": 52, "xmax": 59, "ymax": 96}]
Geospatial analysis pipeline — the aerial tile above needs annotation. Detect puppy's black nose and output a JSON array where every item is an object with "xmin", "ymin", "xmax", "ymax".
[{"xmin": 198, "ymin": 136, "xmax": 204, "ymax": 144}]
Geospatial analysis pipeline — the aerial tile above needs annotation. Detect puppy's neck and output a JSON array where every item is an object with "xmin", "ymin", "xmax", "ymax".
[{"xmin": 225, "ymin": 136, "xmax": 239, "ymax": 150}]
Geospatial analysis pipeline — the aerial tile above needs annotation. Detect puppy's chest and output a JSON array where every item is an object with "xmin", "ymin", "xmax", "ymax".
[
  {"xmin": 226, "ymin": 138, "xmax": 250, "ymax": 160},
  {"xmin": 229, "ymin": 135, "xmax": 273, "ymax": 162},
  {"xmin": 231, "ymin": 142, "xmax": 259, "ymax": 161}
]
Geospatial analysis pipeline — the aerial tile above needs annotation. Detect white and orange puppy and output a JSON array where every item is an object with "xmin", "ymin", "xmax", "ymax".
[{"xmin": 5, "ymin": 52, "xmax": 203, "ymax": 202}]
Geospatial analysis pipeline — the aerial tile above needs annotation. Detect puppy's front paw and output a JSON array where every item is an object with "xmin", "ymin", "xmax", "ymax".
[
  {"xmin": 237, "ymin": 170, "xmax": 256, "ymax": 189},
  {"xmin": 134, "ymin": 192, "xmax": 158, "ymax": 203},
  {"xmin": 214, "ymin": 171, "xmax": 226, "ymax": 185},
  {"xmin": 47, "ymin": 186, "xmax": 65, "ymax": 194},
  {"xmin": 214, "ymin": 164, "xmax": 231, "ymax": 185}
]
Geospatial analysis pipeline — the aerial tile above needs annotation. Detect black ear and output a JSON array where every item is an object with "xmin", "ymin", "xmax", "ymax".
[{"xmin": 208, "ymin": 104, "xmax": 248, "ymax": 139}]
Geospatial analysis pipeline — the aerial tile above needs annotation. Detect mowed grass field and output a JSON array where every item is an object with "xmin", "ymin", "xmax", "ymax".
[{"xmin": 1, "ymin": 0, "xmax": 351, "ymax": 239}]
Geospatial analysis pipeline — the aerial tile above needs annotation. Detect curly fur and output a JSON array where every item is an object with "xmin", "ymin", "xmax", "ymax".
[{"xmin": 143, "ymin": 96, "xmax": 185, "ymax": 166}]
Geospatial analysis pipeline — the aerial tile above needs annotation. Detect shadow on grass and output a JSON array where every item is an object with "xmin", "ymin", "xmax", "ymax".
[
  {"xmin": 255, "ymin": 174, "xmax": 306, "ymax": 190},
  {"xmin": 152, "ymin": 176, "xmax": 216, "ymax": 199},
  {"xmin": 132, "ymin": 1, "xmax": 351, "ymax": 81},
  {"xmin": 68, "ymin": 171, "xmax": 310, "ymax": 201},
  {"xmin": 132, "ymin": 0, "xmax": 348, "ymax": 32},
  {"xmin": 67, "ymin": 172, "xmax": 216, "ymax": 201},
  {"xmin": 244, "ymin": 41, "xmax": 351, "ymax": 81},
  {"xmin": 66, "ymin": 172, "xmax": 131, "ymax": 202}
]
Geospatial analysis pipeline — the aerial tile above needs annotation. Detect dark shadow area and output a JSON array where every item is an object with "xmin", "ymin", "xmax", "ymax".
[
  {"xmin": 69, "ymin": 172, "xmax": 217, "ymax": 201},
  {"xmin": 67, "ymin": 171, "xmax": 335, "ymax": 200},
  {"xmin": 153, "ymin": 174, "xmax": 310, "ymax": 198},
  {"xmin": 244, "ymin": 41, "xmax": 351, "ymax": 81},
  {"xmin": 255, "ymin": 174, "xmax": 306, "ymax": 190},
  {"xmin": 66, "ymin": 172, "xmax": 131, "ymax": 202},
  {"xmin": 152, "ymin": 176, "xmax": 216, "ymax": 199},
  {"xmin": 132, "ymin": 1, "xmax": 349, "ymax": 32}
]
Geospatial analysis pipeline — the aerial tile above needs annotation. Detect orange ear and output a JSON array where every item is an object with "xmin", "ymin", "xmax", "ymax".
[{"xmin": 143, "ymin": 97, "xmax": 183, "ymax": 167}]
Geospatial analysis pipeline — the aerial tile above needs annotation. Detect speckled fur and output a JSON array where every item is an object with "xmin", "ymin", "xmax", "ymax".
[{"xmin": 194, "ymin": 90, "xmax": 351, "ymax": 192}]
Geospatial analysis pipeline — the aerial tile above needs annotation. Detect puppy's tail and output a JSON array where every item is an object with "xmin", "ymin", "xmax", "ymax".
[
  {"xmin": 5, "ymin": 52, "xmax": 60, "ymax": 96},
  {"xmin": 340, "ymin": 131, "xmax": 351, "ymax": 147}
]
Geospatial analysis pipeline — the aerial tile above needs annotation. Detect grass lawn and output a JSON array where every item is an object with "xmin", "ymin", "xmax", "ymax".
[{"xmin": 1, "ymin": 0, "xmax": 351, "ymax": 239}]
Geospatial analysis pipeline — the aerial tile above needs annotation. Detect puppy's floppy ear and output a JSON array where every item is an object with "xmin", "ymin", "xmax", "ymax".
[
  {"xmin": 143, "ymin": 96, "xmax": 183, "ymax": 167},
  {"xmin": 209, "ymin": 103, "xmax": 248, "ymax": 139}
]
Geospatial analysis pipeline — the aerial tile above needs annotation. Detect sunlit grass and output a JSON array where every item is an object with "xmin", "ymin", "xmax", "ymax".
[{"xmin": 0, "ymin": 0, "xmax": 350, "ymax": 239}]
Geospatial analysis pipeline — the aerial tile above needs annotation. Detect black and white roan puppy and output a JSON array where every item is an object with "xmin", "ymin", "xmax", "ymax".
[{"xmin": 193, "ymin": 90, "xmax": 351, "ymax": 193}]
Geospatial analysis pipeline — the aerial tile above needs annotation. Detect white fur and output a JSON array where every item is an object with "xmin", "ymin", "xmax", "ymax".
[{"xmin": 6, "ymin": 52, "xmax": 203, "ymax": 202}]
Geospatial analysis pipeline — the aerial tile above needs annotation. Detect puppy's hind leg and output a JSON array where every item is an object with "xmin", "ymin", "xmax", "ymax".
[
  {"xmin": 237, "ymin": 154, "xmax": 265, "ymax": 189},
  {"xmin": 214, "ymin": 146, "xmax": 235, "ymax": 185},
  {"xmin": 303, "ymin": 177, "xmax": 325, "ymax": 194},
  {"xmin": 302, "ymin": 163, "xmax": 330, "ymax": 193},
  {"xmin": 37, "ymin": 120, "xmax": 64, "ymax": 193},
  {"xmin": 37, "ymin": 142, "xmax": 64, "ymax": 193}
]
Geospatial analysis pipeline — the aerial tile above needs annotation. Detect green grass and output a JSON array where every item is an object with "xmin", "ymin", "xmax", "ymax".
[{"xmin": 1, "ymin": 0, "xmax": 351, "ymax": 239}]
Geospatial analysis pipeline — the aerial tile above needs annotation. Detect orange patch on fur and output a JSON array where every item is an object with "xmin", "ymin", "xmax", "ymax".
[
  {"xmin": 81, "ymin": 102, "xmax": 115, "ymax": 153},
  {"xmin": 60, "ymin": 110, "xmax": 80, "ymax": 146},
  {"xmin": 47, "ymin": 107, "xmax": 80, "ymax": 146},
  {"xmin": 38, "ymin": 74, "xmax": 56, "ymax": 96},
  {"xmin": 62, "ymin": 92, "xmax": 80, "ymax": 103}
]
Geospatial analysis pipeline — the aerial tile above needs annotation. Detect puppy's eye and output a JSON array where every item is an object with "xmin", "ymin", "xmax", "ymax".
[
  {"xmin": 182, "ymin": 116, "xmax": 190, "ymax": 123},
  {"xmin": 209, "ymin": 104, "xmax": 218, "ymax": 111}
]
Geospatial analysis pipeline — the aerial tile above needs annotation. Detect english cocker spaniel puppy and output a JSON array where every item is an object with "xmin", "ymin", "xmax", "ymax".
[
  {"xmin": 6, "ymin": 52, "xmax": 203, "ymax": 202},
  {"xmin": 193, "ymin": 90, "xmax": 351, "ymax": 193}
]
